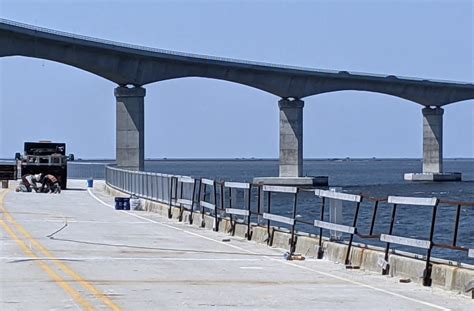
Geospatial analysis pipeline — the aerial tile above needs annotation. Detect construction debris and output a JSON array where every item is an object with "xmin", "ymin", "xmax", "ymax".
[{"xmin": 283, "ymin": 252, "xmax": 305, "ymax": 261}]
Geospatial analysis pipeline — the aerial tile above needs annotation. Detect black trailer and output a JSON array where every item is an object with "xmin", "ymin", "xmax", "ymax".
[
  {"xmin": 0, "ymin": 163, "xmax": 16, "ymax": 188},
  {"xmin": 16, "ymin": 141, "xmax": 74, "ymax": 190},
  {"xmin": 0, "ymin": 163, "xmax": 16, "ymax": 180}
]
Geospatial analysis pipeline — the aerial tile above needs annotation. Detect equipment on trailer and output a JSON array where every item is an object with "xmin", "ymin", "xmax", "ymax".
[{"xmin": 15, "ymin": 141, "xmax": 74, "ymax": 190}]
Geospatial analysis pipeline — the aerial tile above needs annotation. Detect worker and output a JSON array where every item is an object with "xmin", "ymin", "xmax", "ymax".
[
  {"xmin": 15, "ymin": 181, "xmax": 29, "ymax": 192},
  {"xmin": 39, "ymin": 174, "xmax": 61, "ymax": 194},
  {"xmin": 17, "ymin": 173, "xmax": 42, "ymax": 192}
]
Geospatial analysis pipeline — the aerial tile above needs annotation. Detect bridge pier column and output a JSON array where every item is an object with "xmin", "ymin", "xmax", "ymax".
[
  {"xmin": 115, "ymin": 86, "xmax": 145, "ymax": 171},
  {"xmin": 253, "ymin": 98, "xmax": 328, "ymax": 186},
  {"xmin": 278, "ymin": 98, "xmax": 304, "ymax": 177},
  {"xmin": 404, "ymin": 107, "xmax": 461, "ymax": 181},
  {"xmin": 422, "ymin": 107, "xmax": 443, "ymax": 174}
]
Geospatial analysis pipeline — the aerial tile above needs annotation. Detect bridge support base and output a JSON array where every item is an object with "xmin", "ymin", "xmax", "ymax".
[
  {"xmin": 253, "ymin": 176, "xmax": 328, "ymax": 187},
  {"xmin": 404, "ymin": 172, "xmax": 462, "ymax": 182},
  {"xmin": 404, "ymin": 107, "xmax": 461, "ymax": 182},
  {"xmin": 254, "ymin": 98, "xmax": 328, "ymax": 187}
]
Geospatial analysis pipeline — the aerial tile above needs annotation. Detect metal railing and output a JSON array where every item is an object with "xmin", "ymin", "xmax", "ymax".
[
  {"xmin": 105, "ymin": 165, "xmax": 474, "ymax": 287},
  {"xmin": 105, "ymin": 166, "xmax": 174, "ymax": 204}
]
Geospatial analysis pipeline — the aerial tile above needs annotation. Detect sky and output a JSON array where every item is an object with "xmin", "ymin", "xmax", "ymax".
[{"xmin": 0, "ymin": 0, "xmax": 473, "ymax": 159}]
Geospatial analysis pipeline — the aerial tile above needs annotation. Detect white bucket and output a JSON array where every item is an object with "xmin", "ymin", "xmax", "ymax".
[{"xmin": 130, "ymin": 196, "xmax": 142, "ymax": 210}]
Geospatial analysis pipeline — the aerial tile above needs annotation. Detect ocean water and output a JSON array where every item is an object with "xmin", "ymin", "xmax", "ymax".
[
  {"xmin": 70, "ymin": 158, "xmax": 474, "ymax": 264},
  {"xmin": 69, "ymin": 158, "xmax": 474, "ymax": 200}
]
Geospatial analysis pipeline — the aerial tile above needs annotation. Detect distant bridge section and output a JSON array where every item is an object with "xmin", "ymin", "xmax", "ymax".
[
  {"xmin": 1, "ymin": 18, "xmax": 474, "ymax": 106},
  {"xmin": 1, "ymin": 18, "xmax": 473, "ymax": 182}
]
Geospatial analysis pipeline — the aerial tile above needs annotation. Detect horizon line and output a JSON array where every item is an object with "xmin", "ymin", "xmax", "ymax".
[{"xmin": 2, "ymin": 157, "xmax": 474, "ymax": 162}]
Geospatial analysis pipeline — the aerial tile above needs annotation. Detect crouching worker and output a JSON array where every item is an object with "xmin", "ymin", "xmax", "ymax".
[
  {"xmin": 16, "ymin": 173, "xmax": 42, "ymax": 192},
  {"xmin": 40, "ymin": 174, "xmax": 61, "ymax": 194}
]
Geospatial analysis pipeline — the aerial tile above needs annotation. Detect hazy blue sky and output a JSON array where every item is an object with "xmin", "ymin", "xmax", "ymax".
[{"xmin": 0, "ymin": 0, "xmax": 473, "ymax": 159}]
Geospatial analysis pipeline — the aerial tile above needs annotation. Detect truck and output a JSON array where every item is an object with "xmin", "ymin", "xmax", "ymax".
[{"xmin": 15, "ymin": 141, "xmax": 74, "ymax": 190}]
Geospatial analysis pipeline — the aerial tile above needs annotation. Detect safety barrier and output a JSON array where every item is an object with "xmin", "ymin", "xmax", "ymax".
[
  {"xmin": 261, "ymin": 185, "xmax": 299, "ymax": 255},
  {"xmin": 436, "ymin": 199, "xmax": 474, "ymax": 259},
  {"xmin": 314, "ymin": 189, "xmax": 362, "ymax": 264},
  {"xmin": 105, "ymin": 165, "xmax": 474, "ymax": 288},
  {"xmin": 223, "ymin": 181, "xmax": 253, "ymax": 240},
  {"xmin": 199, "ymin": 178, "xmax": 220, "ymax": 231},
  {"xmin": 379, "ymin": 196, "xmax": 438, "ymax": 286},
  {"xmin": 105, "ymin": 166, "xmax": 173, "ymax": 203},
  {"xmin": 173, "ymin": 176, "xmax": 197, "ymax": 222}
]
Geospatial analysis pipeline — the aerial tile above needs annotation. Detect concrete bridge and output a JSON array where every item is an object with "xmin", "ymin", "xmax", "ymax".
[{"xmin": 1, "ymin": 18, "xmax": 473, "ymax": 183}]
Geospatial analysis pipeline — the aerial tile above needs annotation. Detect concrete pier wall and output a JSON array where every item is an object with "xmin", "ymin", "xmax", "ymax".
[
  {"xmin": 278, "ymin": 99, "xmax": 304, "ymax": 177},
  {"xmin": 115, "ymin": 86, "xmax": 145, "ymax": 171},
  {"xmin": 422, "ymin": 107, "xmax": 444, "ymax": 174},
  {"xmin": 105, "ymin": 184, "xmax": 473, "ymax": 297}
]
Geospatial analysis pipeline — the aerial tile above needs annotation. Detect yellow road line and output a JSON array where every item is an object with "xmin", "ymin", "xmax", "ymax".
[
  {"xmin": 0, "ymin": 190, "xmax": 122, "ymax": 311},
  {"xmin": 0, "ymin": 210, "xmax": 95, "ymax": 310}
]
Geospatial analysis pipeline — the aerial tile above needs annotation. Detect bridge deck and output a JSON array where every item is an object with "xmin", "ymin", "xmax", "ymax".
[
  {"xmin": 3, "ymin": 18, "xmax": 474, "ymax": 104},
  {"xmin": 0, "ymin": 180, "xmax": 470, "ymax": 310}
]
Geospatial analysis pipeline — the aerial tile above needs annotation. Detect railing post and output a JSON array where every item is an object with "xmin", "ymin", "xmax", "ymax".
[
  {"xmin": 228, "ymin": 183, "xmax": 234, "ymax": 234},
  {"xmin": 383, "ymin": 204, "xmax": 398, "ymax": 275},
  {"xmin": 423, "ymin": 201, "xmax": 439, "ymax": 287},
  {"xmin": 246, "ymin": 185, "xmax": 252, "ymax": 240},
  {"xmin": 266, "ymin": 191, "xmax": 272, "ymax": 245},
  {"xmin": 345, "ymin": 200, "xmax": 362, "ymax": 265},
  {"xmin": 213, "ymin": 181, "xmax": 218, "ymax": 231},
  {"xmin": 200, "ymin": 181, "xmax": 207, "ymax": 227},
  {"xmin": 453, "ymin": 204, "xmax": 461, "ymax": 247},
  {"xmin": 168, "ymin": 176, "xmax": 175, "ymax": 219},
  {"xmin": 369, "ymin": 200, "xmax": 379, "ymax": 236},
  {"xmin": 189, "ymin": 179, "xmax": 197, "ymax": 225},
  {"xmin": 317, "ymin": 197, "xmax": 326, "ymax": 259},
  {"xmin": 289, "ymin": 191, "xmax": 298, "ymax": 256}
]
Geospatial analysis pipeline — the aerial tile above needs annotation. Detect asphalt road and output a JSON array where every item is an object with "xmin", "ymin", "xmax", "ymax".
[{"xmin": 0, "ymin": 180, "xmax": 471, "ymax": 310}]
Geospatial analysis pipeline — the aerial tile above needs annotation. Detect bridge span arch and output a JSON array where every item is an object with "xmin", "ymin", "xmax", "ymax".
[{"xmin": 2, "ymin": 18, "xmax": 474, "ymax": 106}]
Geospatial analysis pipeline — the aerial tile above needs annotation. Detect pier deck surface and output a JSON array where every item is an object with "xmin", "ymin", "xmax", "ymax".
[{"xmin": 0, "ymin": 180, "xmax": 471, "ymax": 310}]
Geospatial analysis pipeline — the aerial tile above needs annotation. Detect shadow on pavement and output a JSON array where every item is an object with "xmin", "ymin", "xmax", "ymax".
[{"xmin": 50, "ymin": 237, "xmax": 281, "ymax": 257}]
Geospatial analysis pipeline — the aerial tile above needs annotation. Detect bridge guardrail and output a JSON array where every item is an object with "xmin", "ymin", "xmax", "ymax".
[
  {"xmin": 380, "ymin": 196, "xmax": 439, "ymax": 286},
  {"xmin": 313, "ymin": 189, "xmax": 362, "ymax": 265},
  {"xmin": 261, "ymin": 185, "xmax": 299, "ymax": 256},
  {"xmin": 174, "ymin": 176, "xmax": 197, "ymax": 222},
  {"xmin": 105, "ymin": 165, "xmax": 474, "ymax": 286},
  {"xmin": 198, "ymin": 178, "xmax": 220, "ymax": 231},
  {"xmin": 223, "ymin": 181, "xmax": 253, "ymax": 240}
]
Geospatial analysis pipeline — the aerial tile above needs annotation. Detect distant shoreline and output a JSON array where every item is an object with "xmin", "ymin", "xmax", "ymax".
[{"xmin": 2, "ymin": 157, "xmax": 473, "ymax": 163}]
